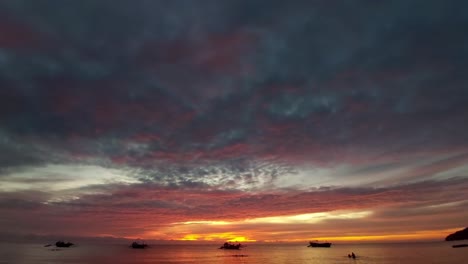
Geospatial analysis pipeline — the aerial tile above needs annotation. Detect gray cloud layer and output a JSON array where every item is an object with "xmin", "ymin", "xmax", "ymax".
[{"xmin": 1, "ymin": 0, "xmax": 467, "ymax": 239}]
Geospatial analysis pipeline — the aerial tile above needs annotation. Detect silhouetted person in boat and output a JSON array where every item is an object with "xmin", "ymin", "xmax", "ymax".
[{"xmin": 351, "ymin": 252, "xmax": 356, "ymax": 259}]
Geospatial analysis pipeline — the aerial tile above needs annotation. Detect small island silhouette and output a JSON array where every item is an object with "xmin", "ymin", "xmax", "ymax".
[{"xmin": 445, "ymin": 227, "xmax": 468, "ymax": 241}]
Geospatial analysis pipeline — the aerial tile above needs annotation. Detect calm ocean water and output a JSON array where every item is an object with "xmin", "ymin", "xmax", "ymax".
[{"xmin": 0, "ymin": 242, "xmax": 467, "ymax": 264}]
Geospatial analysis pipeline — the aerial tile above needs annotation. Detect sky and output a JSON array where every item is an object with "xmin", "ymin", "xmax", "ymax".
[{"xmin": 1, "ymin": 0, "xmax": 467, "ymax": 243}]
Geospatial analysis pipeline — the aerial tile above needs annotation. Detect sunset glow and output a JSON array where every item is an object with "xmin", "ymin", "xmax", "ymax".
[
  {"xmin": 1, "ymin": 0, "xmax": 467, "ymax": 245},
  {"xmin": 311, "ymin": 228, "xmax": 464, "ymax": 242},
  {"xmin": 179, "ymin": 233, "xmax": 254, "ymax": 242},
  {"xmin": 245, "ymin": 211, "xmax": 373, "ymax": 224}
]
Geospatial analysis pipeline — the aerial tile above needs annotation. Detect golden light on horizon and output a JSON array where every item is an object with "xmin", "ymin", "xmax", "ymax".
[
  {"xmin": 177, "ymin": 228, "xmax": 458, "ymax": 243},
  {"xmin": 245, "ymin": 210, "xmax": 372, "ymax": 224},
  {"xmin": 151, "ymin": 211, "xmax": 459, "ymax": 243},
  {"xmin": 227, "ymin": 236, "xmax": 254, "ymax": 242},
  {"xmin": 310, "ymin": 228, "xmax": 462, "ymax": 242},
  {"xmin": 167, "ymin": 210, "xmax": 373, "ymax": 242},
  {"xmin": 174, "ymin": 210, "xmax": 372, "ymax": 227},
  {"xmin": 179, "ymin": 232, "xmax": 256, "ymax": 242},
  {"xmin": 180, "ymin": 234, "xmax": 200, "ymax": 241}
]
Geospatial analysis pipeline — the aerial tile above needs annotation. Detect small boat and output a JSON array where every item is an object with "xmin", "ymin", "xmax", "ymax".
[
  {"xmin": 308, "ymin": 241, "xmax": 332, "ymax": 248},
  {"xmin": 55, "ymin": 241, "xmax": 74, "ymax": 247},
  {"xmin": 131, "ymin": 241, "xmax": 148, "ymax": 249},
  {"xmin": 452, "ymin": 244, "xmax": 468, "ymax": 248},
  {"xmin": 219, "ymin": 242, "xmax": 241, "ymax": 250}
]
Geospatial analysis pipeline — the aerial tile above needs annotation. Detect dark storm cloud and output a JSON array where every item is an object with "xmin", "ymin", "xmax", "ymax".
[
  {"xmin": 0, "ymin": 133, "xmax": 43, "ymax": 172},
  {"xmin": 1, "ymin": 0, "xmax": 468, "ymax": 189}
]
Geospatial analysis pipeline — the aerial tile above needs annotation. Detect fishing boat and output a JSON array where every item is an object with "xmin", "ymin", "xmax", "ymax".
[
  {"xmin": 219, "ymin": 242, "xmax": 241, "ymax": 250},
  {"xmin": 131, "ymin": 241, "xmax": 148, "ymax": 249},
  {"xmin": 308, "ymin": 241, "xmax": 332, "ymax": 248},
  {"xmin": 55, "ymin": 241, "xmax": 74, "ymax": 247}
]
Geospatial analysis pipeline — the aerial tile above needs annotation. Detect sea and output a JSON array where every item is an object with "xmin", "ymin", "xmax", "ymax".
[{"xmin": 0, "ymin": 241, "xmax": 467, "ymax": 264}]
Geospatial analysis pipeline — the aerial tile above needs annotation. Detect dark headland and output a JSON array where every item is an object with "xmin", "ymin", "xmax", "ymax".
[{"xmin": 445, "ymin": 227, "xmax": 468, "ymax": 241}]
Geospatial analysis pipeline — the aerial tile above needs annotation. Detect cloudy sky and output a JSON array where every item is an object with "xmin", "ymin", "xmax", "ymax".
[{"xmin": 1, "ymin": 0, "xmax": 467, "ymax": 242}]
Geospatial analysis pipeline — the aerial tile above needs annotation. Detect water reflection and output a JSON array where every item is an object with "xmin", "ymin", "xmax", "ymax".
[{"xmin": 0, "ymin": 242, "xmax": 467, "ymax": 264}]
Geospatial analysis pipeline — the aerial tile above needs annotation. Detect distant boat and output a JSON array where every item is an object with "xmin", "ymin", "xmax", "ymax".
[
  {"xmin": 452, "ymin": 244, "xmax": 468, "ymax": 248},
  {"xmin": 308, "ymin": 241, "xmax": 332, "ymax": 248},
  {"xmin": 55, "ymin": 241, "xmax": 74, "ymax": 247},
  {"xmin": 219, "ymin": 242, "xmax": 241, "ymax": 250},
  {"xmin": 131, "ymin": 241, "xmax": 148, "ymax": 249}
]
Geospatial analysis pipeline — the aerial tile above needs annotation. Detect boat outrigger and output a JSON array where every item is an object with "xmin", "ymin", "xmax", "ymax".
[
  {"xmin": 308, "ymin": 241, "xmax": 332, "ymax": 248},
  {"xmin": 452, "ymin": 244, "xmax": 468, "ymax": 248}
]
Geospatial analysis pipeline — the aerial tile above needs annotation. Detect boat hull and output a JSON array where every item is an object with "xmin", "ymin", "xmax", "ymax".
[
  {"xmin": 131, "ymin": 245, "xmax": 148, "ymax": 249},
  {"xmin": 308, "ymin": 242, "xmax": 332, "ymax": 248},
  {"xmin": 219, "ymin": 243, "xmax": 241, "ymax": 250},
  {"xmin": 131, "ymin": 242, "xmax": 148, "ymax": 249},
  {"xmin": 55, "ymin": 241, "xmax": 74, "ymax": 247},
  {"xmin": 452, "ymin": 244, "xmax": 468, "ymax": 248}
]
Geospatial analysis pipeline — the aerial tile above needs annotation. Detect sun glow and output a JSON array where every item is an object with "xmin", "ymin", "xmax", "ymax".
[
  {"xmin": 181, "ymin": 234, "xmax": 200, "ymax": 241},
  {"xmin": 167, "ymin": 210, "xmax": 373, "ymax": 242},
  {"xmin": 227, "ymin": 236, "xmax": 252, "ymax": 242},
  {"xmin": 179, "ymin": 233, "xmax": 255, "ymax": 242},
  {"xmin": 245, "ymin": 210, "xmax": 372, "ymax": 224},
  {"xmin": 175, "ymin": 210, "xmax": 372, "ymax": 227}
]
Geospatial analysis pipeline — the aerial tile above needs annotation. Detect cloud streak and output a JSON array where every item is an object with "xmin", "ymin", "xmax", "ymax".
[{"xmin": 1, "ymin": 177, "xmax": 467, "ymax": 240}]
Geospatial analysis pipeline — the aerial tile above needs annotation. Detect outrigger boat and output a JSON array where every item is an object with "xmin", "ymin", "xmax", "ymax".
[
  {"xmin": 308, "ymin": 241, "xmax": 332, "ymax": 248},
  {"xmin": 55, "ymin": 241, "xmax": 74, "ymax": 247},
  {"xmin": 219, "ymin": 242, "xmax": 241, "ymax": 250},
  {"xmin": 131, "ymin": 241, "xmax": 148, "ymax": 249}
]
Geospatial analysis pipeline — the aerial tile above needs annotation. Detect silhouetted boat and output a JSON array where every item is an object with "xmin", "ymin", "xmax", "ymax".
[
  {"xmin": 452, "ymin": 244, "xmax": 468, "ymax": 248},
  {"xmin": 55, "ymin": 241, "xmax": 74, "ymax": 247},
  {"xmin": 219, "ymin": 242, "xmax": 241, "ymax": 250},
  {"xmin": 131, "ymin": 241, "xmax": 148, "ymax": 249},
  {"xmin": 308, "ymin": 241, "xmax": 331, "ymax": 247}
]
